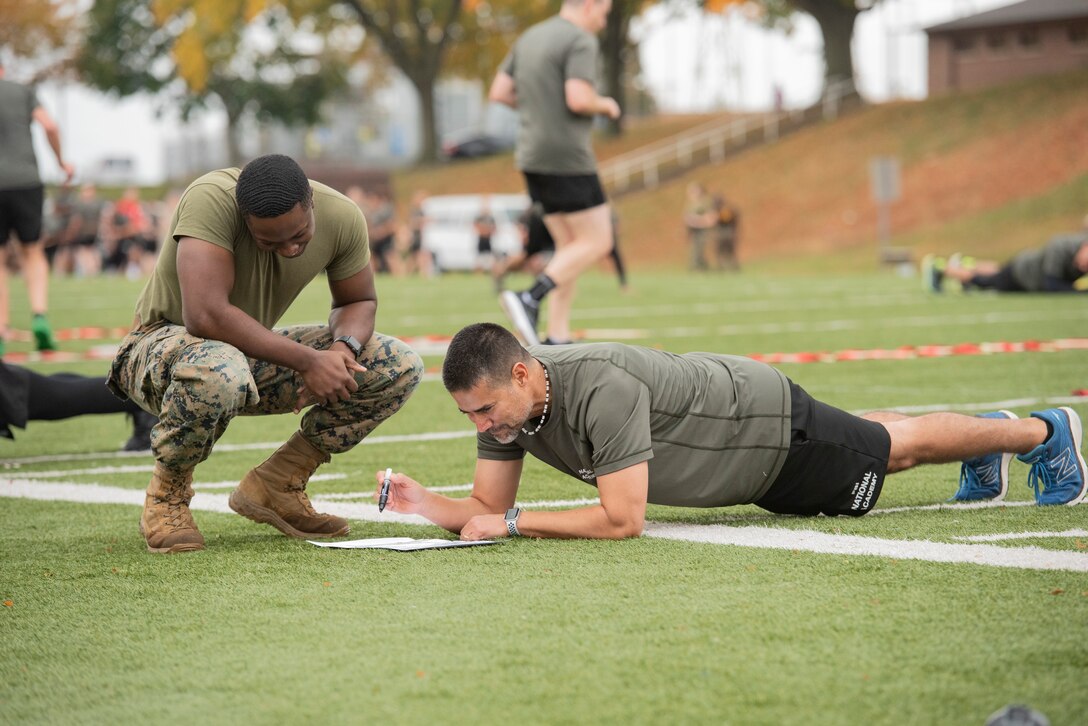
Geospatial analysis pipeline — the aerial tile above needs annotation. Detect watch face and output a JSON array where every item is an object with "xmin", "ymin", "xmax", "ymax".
[{"xmin": 505, "ymin": 508, "xmax": 519, "ymax": 520}]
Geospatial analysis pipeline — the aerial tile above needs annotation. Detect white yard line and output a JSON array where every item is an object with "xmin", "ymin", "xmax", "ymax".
[
  {"xmin": 4, "ymin": 479, "xmax": 1088, "ymax": 572},
  {"xmin": 954, "ymin": 529, "xmax": 1088, "ymax": 542},
  {"xmin": 642, "ymin": 523, "xmax": 1088, "ymax": 572}
]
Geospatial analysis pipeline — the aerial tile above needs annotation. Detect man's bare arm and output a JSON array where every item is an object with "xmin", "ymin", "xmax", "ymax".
[
  {"xmin": 488, "ymin": 71, "xmax": 517, "ymax": 108},
  {"xmin": 564, "ymin": 78, "xmax": 621, "ymax": 120},
  {"xmin": 32, "ymin": 107, "xmax": 74, "ymax": 183},
  {"xmin": 176, "ymin": 237, "xmax": 362, "ymax": 406},
  {"xmin": 327, "ymin": 265, "xmax": 377, "ymax": 350},
  {"xmin": 375, "ymin": 458, "xmax": 524, "ymax": 534},
  {"xmin": 459, "ymin": 462, "xmax": 649, "ymax": 540}
]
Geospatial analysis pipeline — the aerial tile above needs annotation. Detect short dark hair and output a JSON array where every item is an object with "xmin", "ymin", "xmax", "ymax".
[
  {"xmin": 442, "ymin": 323, "xmax": 531, "ymax": 392},
  {"xmin": 235, "ymin": 154, "xmax": 313, "ymax": 218}
]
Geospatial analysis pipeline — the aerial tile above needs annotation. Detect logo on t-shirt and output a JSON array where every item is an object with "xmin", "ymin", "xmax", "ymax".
[
  {"xmin": 850, "ymin": 471, "xmax": 878, "ymax": 511},
  {"xmin": 578, "ymin": 468, "xmax": 596, "ymax": 481}
]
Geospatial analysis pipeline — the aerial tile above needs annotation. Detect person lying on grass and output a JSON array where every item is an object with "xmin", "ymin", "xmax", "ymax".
[{"xmin": 375, "ymin": 323, "xmax": 1087, "ymax": 540}]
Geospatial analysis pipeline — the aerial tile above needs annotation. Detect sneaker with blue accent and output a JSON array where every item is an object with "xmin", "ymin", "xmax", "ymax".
[
  {"xmin": 951, "ymin": 410, "xmax": 1017, "ymax": 501},
  {"xmin": 1016, "ymin": 407, "xmax": 1087, "ymax": 506}
]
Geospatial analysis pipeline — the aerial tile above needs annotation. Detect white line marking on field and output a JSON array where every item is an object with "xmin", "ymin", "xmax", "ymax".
[
  {"xmin": 867, "ymin": 500, "xmax": 1036, "ymax": 515},
  {"xmin": 1, "ymin": 429, "xmax": 477, "ymax": 467},
  {"xmin": 520, "ymin": 498, "xmax": 601, "ymax": 509},
  {"xmin": 5, "ymin": 480, "xmax": 1088, "ymax": 571},
  {"xmin": 954, "ymin": 529, "xmax": 1088, "ymax": 542},
  {"xmin": 643, "ymin": 523, "xmax": 1088, "ymax": 572}
]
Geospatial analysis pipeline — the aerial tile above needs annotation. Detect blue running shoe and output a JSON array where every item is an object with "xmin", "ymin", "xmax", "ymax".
[
  {"xmin": 951, "ymin": 410, "xmax": 1017, "ymax": 501},
  {"xmin": 1016, "ymin": 407, "xmax": 1087, "ymax": 506}
]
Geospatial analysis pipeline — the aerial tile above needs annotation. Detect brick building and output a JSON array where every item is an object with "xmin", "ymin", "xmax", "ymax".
[{"xmin": 925, "ymin": 0, "xmax": 1088, "ymax": 96}]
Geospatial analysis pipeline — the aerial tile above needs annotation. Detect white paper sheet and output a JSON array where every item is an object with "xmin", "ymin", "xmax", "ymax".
[{"xmin": 307, "ymin": 537, "xmax": 498, "ymax": 551}]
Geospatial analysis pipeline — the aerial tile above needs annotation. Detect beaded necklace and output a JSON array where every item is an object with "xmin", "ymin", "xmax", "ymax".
[{"xmin": 521, "ymin": 362, "xmax": 550, "ymax": 436}]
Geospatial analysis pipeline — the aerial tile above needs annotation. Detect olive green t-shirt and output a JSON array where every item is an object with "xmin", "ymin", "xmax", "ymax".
[
  {"xmin": 500, "ymin": 16, "xmax": 599, "ymax": 175},
  {"xmin": 0, "ymin": 79, "xmax": 42, "ymax": 190},
  {"xmin": 477, "ymin": 343, "xmax": 792, "ymax": 508},
  {"xmin": 1009, "ymin": 234, "xmax": 1087, "ymax": 291},
  {"xmin": 134, "ymin": 169, "xmax": 369, "ymax": 329}
]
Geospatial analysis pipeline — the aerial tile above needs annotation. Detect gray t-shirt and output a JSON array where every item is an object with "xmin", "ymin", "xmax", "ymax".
[
  {"xmin": 500, "ymin": 16, "xmax": 599, "ymax": 175},
  {"xmin": 477, "ymin": 343, "xmax": 793, "ymax": 507},
  {"xmin": 0, "ymin": 79, "xmax": 42, "ymax": 190},
  {"xmin": 1009, "ymin": 234, "xmax": 1088, "ymax": 291}
]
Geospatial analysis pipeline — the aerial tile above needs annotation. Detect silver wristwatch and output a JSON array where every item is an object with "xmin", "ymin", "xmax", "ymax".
[{"xmin": 504, "ymin": 508, "xmax": 522, "ymax": 537}]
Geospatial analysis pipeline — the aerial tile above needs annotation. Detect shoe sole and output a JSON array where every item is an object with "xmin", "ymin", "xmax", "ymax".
[
  {"xmin": 228, "ymin": 489, "xmax": 350, "ymax": 539},
  {"xmin": 138, "ymin": 520, "xmax": 205, "ymax": 553},
  {"xmin": 499, "ymin": 290, "xmax": 540, "ymax": 346},
  {"xmin": 994, "ymin": 410, "xmax": 1017, "ymax": 501},
  {"xmin": 1057, "ymin": 406, "xmax": 1088, "ymax": 506}
]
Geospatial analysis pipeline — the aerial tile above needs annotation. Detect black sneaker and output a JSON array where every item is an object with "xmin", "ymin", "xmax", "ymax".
[
  {"xmin": 499, "ymin": 290, "xmax": 540, "ymax": 346},
  {"xmin": 123, "ymin": 410, "xmax": 158, "ymax": 452}
]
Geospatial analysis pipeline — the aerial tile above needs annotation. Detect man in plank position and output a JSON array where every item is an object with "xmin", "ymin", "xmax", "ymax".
[{"xmin": 376, "ymin": 323, "xmax": 1085, "ymax": 540}]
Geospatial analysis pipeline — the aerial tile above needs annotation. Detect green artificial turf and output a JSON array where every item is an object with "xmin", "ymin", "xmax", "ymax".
[{"xmin": 2, "ymin": 269, "xmax": 1086, "ymax": 725}]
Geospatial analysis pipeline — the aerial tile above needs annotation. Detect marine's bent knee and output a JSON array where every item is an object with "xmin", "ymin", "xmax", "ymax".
[{"xmin": 172, "ymin": 345, "xmax": 258, "ymax": 412}]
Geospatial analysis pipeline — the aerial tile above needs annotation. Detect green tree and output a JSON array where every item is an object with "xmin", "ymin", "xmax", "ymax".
[
  {"xmin": 746, "ymin": 0, "xmax": 875, "ymax": 89},
  {"xmin": 77, "ymin": 0, "xmax": 354, "ymax": 165},
  {"xmin": 0, "ymin": 0, "xmax": 81, "ymax": 79}
]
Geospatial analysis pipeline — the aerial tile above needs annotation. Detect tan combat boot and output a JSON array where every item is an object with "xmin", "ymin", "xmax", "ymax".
[
  {"xmin": 139, "ymin": 465, "xmax": 205, "ymax": 553},
  {"xmin": 228, "ymin": 431, "xmax": 349, "ymax": 538}
]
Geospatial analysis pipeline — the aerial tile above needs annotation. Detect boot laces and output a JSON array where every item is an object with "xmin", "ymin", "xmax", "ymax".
[{"xmin": 156, "ymin": 494, "xmax": 194, "ymax": 531}]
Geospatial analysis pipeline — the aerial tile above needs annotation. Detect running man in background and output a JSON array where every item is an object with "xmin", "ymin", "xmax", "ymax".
[
  {"xmin": 489, "ymin": 0, "xmax": 621, "ymax": 346},
  {"xmin": 0, "ymin": 60, "xmax": 75, "ymax": 356}
]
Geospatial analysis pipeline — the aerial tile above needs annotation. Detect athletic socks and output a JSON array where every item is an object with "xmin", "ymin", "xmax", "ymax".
[
  {"xmin": 31, "ymin": 314, "xmax": 58, "ymax": 352},
  {"xmin": 527, "ymin": 274, "xmax": 557, "ymax": 303}
]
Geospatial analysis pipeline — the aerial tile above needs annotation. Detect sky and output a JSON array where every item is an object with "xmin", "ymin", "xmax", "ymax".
[{"xmin": 22, "ymin": 0, "xmax": 1021, "ymax": 185}]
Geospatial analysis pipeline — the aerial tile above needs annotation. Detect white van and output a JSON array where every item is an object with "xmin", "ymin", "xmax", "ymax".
[{"xmin": 421, "ymin": 193, "xmax": 529, "ymax": 272}]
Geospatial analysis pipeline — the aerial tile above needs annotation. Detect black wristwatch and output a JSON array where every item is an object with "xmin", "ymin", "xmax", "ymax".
[
  {"xmin": 504, "ymin": 508, "xmax": 522, "ymax": 537},
  {"xmin": 334, "ymin": 335, "xmax": 362, "ymax": 358}
]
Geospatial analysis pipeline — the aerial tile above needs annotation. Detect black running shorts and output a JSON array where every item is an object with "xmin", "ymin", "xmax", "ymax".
[
  {"xmin": 968, "ymin": 265, "xmax": 1024, "ymax": 292},
  {"xmin": 523, "ymin": 172, "xmax": 607, "ymax": 215},
  {"xmin": 755, "ymin": 381, "xmax": 891, "ymax": 517},
  {"xmin": 0, "ymin": 186, "xmax": 45, "ymax": 243}
]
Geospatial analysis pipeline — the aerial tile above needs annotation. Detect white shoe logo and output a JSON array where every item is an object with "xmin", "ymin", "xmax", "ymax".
[{"xmin": 1050, "ymin": 449, "xmax": 1081, "ymax": 486}]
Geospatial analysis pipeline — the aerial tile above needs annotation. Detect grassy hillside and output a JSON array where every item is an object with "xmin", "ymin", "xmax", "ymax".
[{"xmin": 394, "ymin": 69, "xmax": 1088, "ymax": 272}]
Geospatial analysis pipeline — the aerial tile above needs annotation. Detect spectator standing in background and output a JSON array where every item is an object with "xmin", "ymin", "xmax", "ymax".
[
  {"xmin": 474, "ymin": 195, "xmax": 498, "ymax": 274},
  {"xmin": 68, "ymin": 183, "xmax": 106, "ymax": 277},
  {"xmin": 0, "ymin": 60, "xmax": 75, "ymax": 356},
  {"xmin": 403, "ymin": 189, "xmax": 433, "ymax": 277},
  {"xmin": 684, "ymin": 182, "xmax": 716, "ymax": 271},
  {"xmin": 713, "ymin": 193, "xmax": 741, "ymax": 272},
  {"xmin": 366, "ymin": 189, "xmax": 397, "ymax": 275}
]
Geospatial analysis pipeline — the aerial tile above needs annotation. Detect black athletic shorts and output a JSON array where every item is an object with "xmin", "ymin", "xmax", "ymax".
[
  {"xmin": 0, "ymin": 186, "xmax": 45, "ymax": 243},
  {"xmin": 523, "ymin": 172, "xmax": 607, "ymax": 215},
  {"xmin": 755, "ymin": 381, "xmax": 891, "ymax": 517},
  {"xmin": 477, "ymin": 235, "xmax": 492, "ymax": 254},
  {"xmin": 967, "ymin": 265, "xmax": 1024, "ymax": 292}
]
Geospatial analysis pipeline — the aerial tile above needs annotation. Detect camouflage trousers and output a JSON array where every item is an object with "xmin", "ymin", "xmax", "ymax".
[{"xmin": 108, "ymin": 324, "xmax": 423, "ymax": 476}]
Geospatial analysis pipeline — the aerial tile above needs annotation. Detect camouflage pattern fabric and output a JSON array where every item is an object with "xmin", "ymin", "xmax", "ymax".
[{"xmin": 108, "ymin": 324, "xmax": 423, "ymax": 474}]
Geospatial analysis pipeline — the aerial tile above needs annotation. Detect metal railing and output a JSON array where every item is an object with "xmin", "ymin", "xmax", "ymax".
[{"xmin": 599, "ymin": 78, "xmax": 857, "ymax": 195}]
